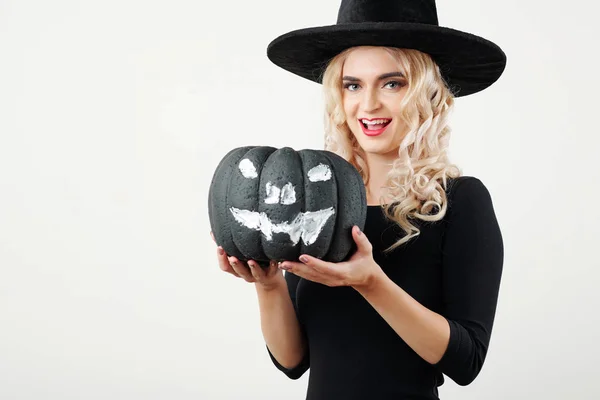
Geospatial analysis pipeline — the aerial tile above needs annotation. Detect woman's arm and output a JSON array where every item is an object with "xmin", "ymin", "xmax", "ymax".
[
  {"xmin": 354, "ymin": 177, "xmax": 504, "ymax": 385},
  {"xmin": 256, "ymin": 272, "xmax": 308, "ymax": 372},
  {"xmin": 215, "ymin": 244, "xmax": 309, "ymax": 379},
  {"xmin": 354, "ymin": 273, "xmax": 451, "ymax": 364}
]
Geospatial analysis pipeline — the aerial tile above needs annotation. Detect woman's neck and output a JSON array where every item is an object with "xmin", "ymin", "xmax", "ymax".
[{"xmin": 364, "ymin": 151, "xmax": 397, "ymax": 205}]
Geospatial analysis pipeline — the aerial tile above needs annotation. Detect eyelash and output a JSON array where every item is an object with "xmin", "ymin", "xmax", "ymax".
[{"xmin": 343, "ymin": 81, "xmax": 405, "ymax": 91}]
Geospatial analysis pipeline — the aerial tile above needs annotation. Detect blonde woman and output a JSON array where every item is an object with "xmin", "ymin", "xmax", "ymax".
[{"xmin": 213, "ymin": 1, "xmax": 506, "ymax": 398}]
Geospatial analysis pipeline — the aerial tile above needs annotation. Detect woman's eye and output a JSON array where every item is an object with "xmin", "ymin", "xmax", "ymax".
[
  {"xmin": 384, "ymin": 81, "xmax": 403, "ymax": 89},
  {"xmin": 343, "ymin": 83, "xmax": 360, "ymax": 91}
]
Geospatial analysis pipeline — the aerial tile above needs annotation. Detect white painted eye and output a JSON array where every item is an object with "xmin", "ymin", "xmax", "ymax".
[
  {"xmin": 264, "ymin": 181, "xmax": 297, "ymax": 205},
  {"xmin": 239, "ymin": 158, "xmax": 257, "ymax": 179},
  {"xmin": 280, "ymin": 182, "xmax": 296, "ymax": 204},
  {"xmin": 264, "ymin": 182, "xmax": 280, "ymax": 204},
  {"xmin": 308, "ymin": 164, "xmax": 332, "ymax": 182}
]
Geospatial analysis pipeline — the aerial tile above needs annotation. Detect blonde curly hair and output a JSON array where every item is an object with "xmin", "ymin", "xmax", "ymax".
[{"xmin": 322, "ymin": 46, "xmax": 462, "ymax": 252}]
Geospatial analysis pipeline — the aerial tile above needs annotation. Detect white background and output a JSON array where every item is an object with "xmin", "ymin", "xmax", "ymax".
[{"xmin": 1, "ymin": 1, "xmax": 598, "ymax": 399}]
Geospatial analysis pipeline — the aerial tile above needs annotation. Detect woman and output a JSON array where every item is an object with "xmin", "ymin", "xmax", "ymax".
[{"xmin": 213, "ymin": 1, "xmax": 506, "ymax": 398}]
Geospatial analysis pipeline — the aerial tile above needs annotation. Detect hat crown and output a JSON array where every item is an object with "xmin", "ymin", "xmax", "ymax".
[{"xmin": 337, "ymin": 0, "xmax": 438, "ymax": 25}]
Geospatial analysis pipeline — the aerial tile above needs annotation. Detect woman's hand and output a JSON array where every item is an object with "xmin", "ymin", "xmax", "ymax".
[
  {"xmin": 277, "ymin": 225, "xmax": 384, "ymax": 290},
  {"xmin": 211, "ymin": 232, "xmax": 284, "ymax": 291}
]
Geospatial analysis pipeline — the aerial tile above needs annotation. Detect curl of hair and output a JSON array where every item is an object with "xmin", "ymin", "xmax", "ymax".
[{"xmin": 322, "ymin": 46, "xmax": 462, "ymax": 252}]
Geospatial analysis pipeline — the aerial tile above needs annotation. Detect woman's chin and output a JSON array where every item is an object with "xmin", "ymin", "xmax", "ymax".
[{"xmin": 359, "ymin": 141, "xmax": 398, "ymax": 156}]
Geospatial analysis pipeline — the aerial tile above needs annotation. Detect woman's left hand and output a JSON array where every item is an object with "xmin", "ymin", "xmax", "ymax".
[{"xmin": 278, "ymin": 225, "xmax": 383, "ymax": 290}]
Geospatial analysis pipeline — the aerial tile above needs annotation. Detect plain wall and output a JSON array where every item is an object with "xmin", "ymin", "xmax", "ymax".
[{"xmin": 1, "ymin": 1, "xmax": 598, "ymax": 399}]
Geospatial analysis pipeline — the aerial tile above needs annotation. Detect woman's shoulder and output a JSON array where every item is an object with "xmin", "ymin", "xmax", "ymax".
[
  {"xmin": 445, "ymin": 175, "xmax": 497, "ymax": 212},
  {"xmin": 446, "ymin": 175, "xmax": 491, "ymax": 195}
]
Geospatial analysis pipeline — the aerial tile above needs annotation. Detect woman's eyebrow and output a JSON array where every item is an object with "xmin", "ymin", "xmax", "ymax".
[{"xmin": 342, "ymin": 72, "xmax": 405, "ymax": 82}]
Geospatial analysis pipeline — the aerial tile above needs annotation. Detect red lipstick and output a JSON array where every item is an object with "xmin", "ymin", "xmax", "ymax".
[{"xmin": 359, "ymin": 118, "xmax": 391, "ymax": 137}]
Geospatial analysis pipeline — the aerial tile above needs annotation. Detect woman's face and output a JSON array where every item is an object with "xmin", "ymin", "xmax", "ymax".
[{"xmin": 341, "ymin": 46, "xmax": 409, "ymax": 157}]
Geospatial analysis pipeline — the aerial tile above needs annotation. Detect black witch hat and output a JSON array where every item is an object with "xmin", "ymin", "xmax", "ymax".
[{"xmin": 266, "ymin": 0, "xmax": 506, "ymax": 97}]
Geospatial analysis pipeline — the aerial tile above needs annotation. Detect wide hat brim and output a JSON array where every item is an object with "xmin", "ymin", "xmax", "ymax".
[{"xmin": 267, "ymin": 22, "xmax": 506, "ymax": 97}]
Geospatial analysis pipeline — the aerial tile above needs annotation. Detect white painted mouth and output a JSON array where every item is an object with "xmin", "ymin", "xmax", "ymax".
[{"xmin": 230, "ymin": 206, "xmax": 335, "ymax": 246}]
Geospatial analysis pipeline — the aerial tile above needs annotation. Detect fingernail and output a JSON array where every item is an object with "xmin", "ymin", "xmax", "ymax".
[
  {"xmin": 279, "ymin": 263, "xmax": 290, "ymax": 270},
  {"xmin": 356, "ymin": 226, "xmax": 362, "ymax": 236},
  {"xmin": 218, "ymin": 247, "xmax": 224, "ymax": 255},
  {"xmin": 248, "ymin": 261, "xmax": 254, "ymax": 268},
  {"xmin": 299, "ymin": 255, "xmax": 309, "ymax": 263}
]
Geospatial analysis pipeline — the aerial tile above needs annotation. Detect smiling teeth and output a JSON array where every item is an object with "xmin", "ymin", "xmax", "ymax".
[{"xmin": 361, "ymin": 119, "xmax": 391, "ymax": 125}]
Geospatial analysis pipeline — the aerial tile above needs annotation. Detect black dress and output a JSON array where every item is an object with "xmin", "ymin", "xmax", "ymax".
[{"xmin": 267, "ymin": 176, "xmax": 504, "ymax": 400}]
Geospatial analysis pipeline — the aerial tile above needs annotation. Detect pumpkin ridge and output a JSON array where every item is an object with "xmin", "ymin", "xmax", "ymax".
[
  {"xmin": 232, "ymin": 146, "xmax": 277, "ymax": 263},
  {"xmin": 229, "ymin": 146, "xmax": 254, "ymax": 259},
  {"xmin": 320, "ymin": 151, "xmax": 343, "ymax": 260},
  {"xmin": 213, "ymin": 145, "xmax": 255, "ymax": 261}
]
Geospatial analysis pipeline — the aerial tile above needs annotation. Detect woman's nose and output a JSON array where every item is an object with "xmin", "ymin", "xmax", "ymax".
[{"xmin": 360, "ymin": 89, "xmax": 381, "ymax": 112}]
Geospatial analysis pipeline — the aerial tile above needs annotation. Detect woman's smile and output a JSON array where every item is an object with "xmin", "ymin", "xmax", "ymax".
[{"xmin": 359, "ymin": 118, "xmax": 392, "ymax": 137}]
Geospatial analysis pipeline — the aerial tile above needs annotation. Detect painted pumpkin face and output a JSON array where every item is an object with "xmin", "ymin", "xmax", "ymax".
[{"xmin": 208, "ymin": 146, "xmax": 366, "ymax": 264}]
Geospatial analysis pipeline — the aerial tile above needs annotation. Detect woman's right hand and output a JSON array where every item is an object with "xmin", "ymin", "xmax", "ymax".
[{"xmin": 211, "ymin": 231, "xmax": 285, "ymax": 291}]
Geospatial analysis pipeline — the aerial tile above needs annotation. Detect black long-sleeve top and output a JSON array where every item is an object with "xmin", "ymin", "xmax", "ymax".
[{"xmin": 266, "ymin": 176, "xmax": 504, "ymax": 399}]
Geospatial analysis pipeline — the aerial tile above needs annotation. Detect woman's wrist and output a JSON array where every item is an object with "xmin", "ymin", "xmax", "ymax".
[
  {"xmin": 352, "ymin": 264, "xmax": 387, "ymax": 293},
  {"xmin": 254, "ymin": 271, "xmax": 287, "ymax": 293}
]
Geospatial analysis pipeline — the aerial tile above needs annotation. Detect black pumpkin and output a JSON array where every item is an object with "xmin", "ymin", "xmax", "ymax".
[{"xmin": 208, "ymin": 146, "xmax": 367, "ymax": 265}]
